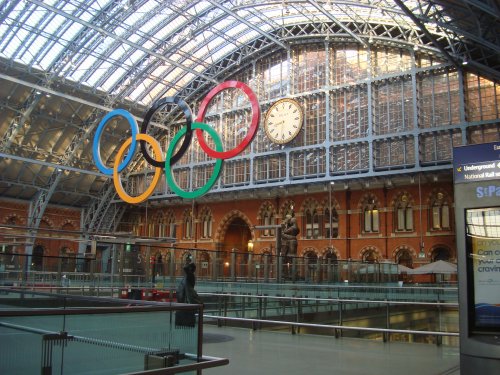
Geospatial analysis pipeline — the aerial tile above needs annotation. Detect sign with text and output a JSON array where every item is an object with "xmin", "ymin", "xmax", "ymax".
[
  {"xmin": 467, "ymin": 208, "xmax": 500, "ymax": 330},
  {"xmin": 453, "ymin": 142, "xmax": 500, "ymax": 183}
]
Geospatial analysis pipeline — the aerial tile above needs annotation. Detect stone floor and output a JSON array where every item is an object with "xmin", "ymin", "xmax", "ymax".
[{"xmin": 202, "ymin": 325, "xmax": 460, "ymax": 375}]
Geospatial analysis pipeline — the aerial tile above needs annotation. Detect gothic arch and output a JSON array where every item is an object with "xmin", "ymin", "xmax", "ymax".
[
  {"xmin": 391, "ymin": 245, "xmax": 418, "ymax": 260},
  {"xmin": 181, "ymin": 208, "xmax": 193, "ymax": 220},
  {"xmin": 321, "ymin": 246, "xmax": 340, "ymax": 259},
  {"xmin": 3, "ymin": 213, "xmax": 24, "ymax": 226},
  {"xmin": 357, "ymin": 193, "xmax": 381, "ymax": 209},
  {"xmin": 430, "ymin": 244, "xmax": 454, "ymax": 261},
  {"xmin": 390, "ymin": 191, "xmax": 416, "ymax": 208},
  {"xmin": 426, "ymin": 188, "xmax": 452, "ymax": 206},
  {"xmin": 359, "ymin": 246, "xmax": 381, "ymax": 262},
  {"xmin": 302, "ymin": 246, "xmax": 318, "ymax": 260},
  {"xmin": 392, "ymin": 245, "xmax": 416, "ymax": 267},
  {"xmin": 256, "ymin": 200, "xmax": 276, "ymax": 220},
  {"xmin": 279, "ymin": 199, "xmax": 296, "ymax": 218},
  {"xmin": 319, "ymin": 197, "xmax": 340, "ymax": 211},
  {"xmin": 300, "ymin": 197, "xmax": 320, "ymax": 213},
  {"xmin": 39, "ymin": 217, "xmax": 55, "ymax": 228},
  {"xmin": 214, "ymin": 210, "xmax": 255, "ymax": 243},
  {"xmin": 60, "ymin": 219, "xmax": 77, "ymax": 231}
]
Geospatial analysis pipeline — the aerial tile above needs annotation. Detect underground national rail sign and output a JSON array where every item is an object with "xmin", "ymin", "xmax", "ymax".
[{"xmin": 453, "ymin": 142, "xmax": 500, "ymax": 184}]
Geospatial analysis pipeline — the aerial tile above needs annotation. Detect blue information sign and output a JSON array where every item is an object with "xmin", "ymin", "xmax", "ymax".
[{"xmin": 453, "ymin": 142, "xmax": 500, "ymax": 183}]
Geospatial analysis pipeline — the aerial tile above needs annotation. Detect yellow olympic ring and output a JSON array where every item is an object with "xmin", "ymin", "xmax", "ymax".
[{"xmin": 113, "ymin": 133, "xmax": 162, "ymax": 204}]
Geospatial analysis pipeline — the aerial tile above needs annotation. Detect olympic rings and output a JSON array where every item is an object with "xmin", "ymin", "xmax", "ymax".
[
  {"xmin": 196, "ymin": 81, "xmax": 260, "ymax": 159},
  {"xmin": 93, "ymin": 109, "xmax": 138, "ymax": 175},
  {"xmin": 165, "ymin": 122, "xmax": 223, "ymax": 199},
  {"xmin": 92, "ymin": 81, "xmax": 260, "ymax": 203},
  {"xmin": 114, "ymin": 134, "xmax": 162, "ymax": 204},
  {"xmin": 140, "ymin": 96, "xmax": 193, "ymax": 167}
]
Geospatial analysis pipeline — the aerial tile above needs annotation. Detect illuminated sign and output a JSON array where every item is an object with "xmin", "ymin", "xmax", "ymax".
[{"xmin": 453, "ymin": 142, "xmax": 500, "ymax": 183}]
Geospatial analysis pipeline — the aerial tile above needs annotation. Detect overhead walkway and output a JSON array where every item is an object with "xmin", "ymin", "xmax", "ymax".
[{"xmin": 202, "ymin": 324, "xmax": 460, "ymax": 375}]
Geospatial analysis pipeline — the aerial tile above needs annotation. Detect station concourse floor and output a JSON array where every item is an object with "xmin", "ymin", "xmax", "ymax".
[{"xmin": 202, "ymin": 325, "xmax": 460, "ymax": 375}]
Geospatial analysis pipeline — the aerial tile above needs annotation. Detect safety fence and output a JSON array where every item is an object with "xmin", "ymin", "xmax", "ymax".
[{"xmin": 0, "ymin": 289, "xmax": 227, "ymax": 375}]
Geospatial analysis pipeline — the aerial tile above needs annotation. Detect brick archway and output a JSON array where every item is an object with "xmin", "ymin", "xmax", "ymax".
[{"xmin": 215, "ymin": 210, "xmax": 254, "ymax": 251}]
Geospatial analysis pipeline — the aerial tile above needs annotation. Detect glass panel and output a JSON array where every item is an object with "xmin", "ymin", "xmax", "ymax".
[
  {"xmin": 372, "ymin": 209, "xmax": 379, "ymax": 232},
  {"xmin": 406, "ymin": 207, "xmax": 413, "ymax": 230},
  {"xmin": 432, "ymin": 205, "xmax": 441, "ymax": 229},
  {"xmin": 466, "ymin": 208, "xmax": 500, "ymax": 332},
  {"xmin": 397, "ymin": 207, "xmax": 405, "ymax": 231}
]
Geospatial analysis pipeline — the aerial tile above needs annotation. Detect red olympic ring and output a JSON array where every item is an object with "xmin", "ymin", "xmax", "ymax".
[{"xmin": 195, "ymin": 81, "xmax": 260, "ymax": 159}]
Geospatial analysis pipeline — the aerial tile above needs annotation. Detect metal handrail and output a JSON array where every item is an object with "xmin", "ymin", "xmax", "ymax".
[
  {"xmin": 199, "ymin": 291, "xmax": 459, "ymax": 307},
  {"xmin": 203, "ymin": 314, "xmax": 459, "ymax": 337}
]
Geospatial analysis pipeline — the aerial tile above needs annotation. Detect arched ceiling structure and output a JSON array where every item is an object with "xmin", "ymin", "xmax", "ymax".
[{"xmin": 0, "ymin": 0, "xmax": 499, "ymax": 218}]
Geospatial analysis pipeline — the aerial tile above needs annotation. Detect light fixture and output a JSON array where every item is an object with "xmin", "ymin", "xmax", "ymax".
[
  {"xmin": 247, "ymin": 239, "xmax": 254, "ymax": 252},
  {"xmin": 418, "ymin": 242, "xmax": 426, "ymax": 258}
]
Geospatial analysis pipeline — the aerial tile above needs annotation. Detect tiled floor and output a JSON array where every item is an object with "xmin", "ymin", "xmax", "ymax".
[{"xmin": 202, "ymin": 325, "xmax": 460, "ymax": 375}]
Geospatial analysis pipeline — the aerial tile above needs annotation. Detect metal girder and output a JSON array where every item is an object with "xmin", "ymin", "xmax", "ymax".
[
  {"xmin": 0, "ymin": 152, "xmax": 105, "ymax": 177},
  {"xmin": 97, "ymin": 203, "xmax": 127, "ymax": 233},
  {"xmin": 205, "ymin": 0, "xmax": 287, "ymax": 50},
  {"xmin": 83, "ymin": 181, "xmax": 117, "ymax": 234},
  {"xmin": 0, "ymin": 73, "xmax": 111, "ymax": 112},
  {"xmin": 393, "ymin": 0, "xmax": 461, "ymax": 69},
  {"xmin": 29, "ymin": 0, "xmax": 218, "ymax": 85},
  {"xmin": 0, "ymin": 92, "xmax": 41, "ymax": 152},
  {"xmin": 306, "ymin": 0, "xmax": 368, "ymax": 47}
]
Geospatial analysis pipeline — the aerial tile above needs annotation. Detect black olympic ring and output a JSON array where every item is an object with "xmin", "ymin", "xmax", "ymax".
[{"xmin": 140, "ymin": 96, "xmax": 193, "ymax": 167}]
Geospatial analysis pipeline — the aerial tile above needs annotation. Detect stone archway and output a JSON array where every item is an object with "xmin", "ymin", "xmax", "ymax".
[
  {"xmin": 215, "ymin": 210, "xmax": 254, "ymax": 254},
  {"xmin": 431, "ymin": 245, "xmax": 452, "ymax": 262},
  {"xmin": 221, "ymin": 217, "xmax": 252, "ymax": 253}
]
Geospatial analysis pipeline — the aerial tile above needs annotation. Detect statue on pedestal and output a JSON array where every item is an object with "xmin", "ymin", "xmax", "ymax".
[{"xmin": 281, "ymin": 213, "xmax": 299, "ymax": 262}]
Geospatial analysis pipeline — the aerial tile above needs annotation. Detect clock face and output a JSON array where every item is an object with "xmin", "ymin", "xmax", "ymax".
[{"xmin": 264, "ymin": 98, "xmax": 303, "ymax": 144}]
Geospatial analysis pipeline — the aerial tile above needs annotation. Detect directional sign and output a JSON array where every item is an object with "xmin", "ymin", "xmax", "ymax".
[{"xmin": 453, "ymin": 142, "xmax": 500, "ymax": 183}]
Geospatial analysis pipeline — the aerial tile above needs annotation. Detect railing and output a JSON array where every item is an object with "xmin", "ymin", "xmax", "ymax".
[
  {"xmin": 1, "ymin": 251, "xmax": 412, "ymax": 286},
  {"xmin": 199, "ymin": 291, "xmax": 459, "ymax": 346},
  {"xmin": 0, "ymin": 289, "xmax": 228, "ymax": 375}
]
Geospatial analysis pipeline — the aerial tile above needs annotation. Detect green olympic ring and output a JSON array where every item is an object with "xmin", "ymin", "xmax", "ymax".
[{"xmin": 165, "ymin": 122, "xmax": 223, "ymax": 199}]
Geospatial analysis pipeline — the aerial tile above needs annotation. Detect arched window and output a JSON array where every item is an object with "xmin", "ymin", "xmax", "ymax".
[
  {"xmin": 362, "ymin": 196, "xmax": 379, "ymax": 233},
  {"xmin": 432, "ymin": 247, "xmax": 451, "ymax": 261},
  {"xmin": 362, "ymin": 249, "xmax": 378, "ymax": 263},
  {"xmin": 200, "ymin": 208, "xmax": 212, "ymax": 239},
  {"xmin": 165, "ymin": 210, "xmax": 176, "ymax": 238},
  {"xmin": 156, "ymin": 213, "xmax": 166, "ymax": 238},
  {"xmin": 149, "ymin": 213, "xmax": 162, "ymax": 237},
  {"xmin": 324, "ymin": 207, "xmax": 339, "ymax": 238},
  {"xmin": 305, "ymin": 208, "xmax": 319, "ymax": 239},
  {"xmin": 260, "ymin": 203, "xmax": 275, "ymax": 237},
  {"xmin": 396, "ymin": 249, "xmax": 413, "ymax": 268},
  {"xmin": 323, "ymin": 249, "xmax": 338, "ymax": 262},
  {"xmin": 395, "ymin": 194, "xmax": 413, "ymax": 231},
  {"xmin": 431, "ymin": 192, "xmax": 450, "ymax": 230},
  {"xmin": 303, "ymin": 250, "xmax": 318, "ymax": 265},
  {"xmin": 183, "ymin": 211, "xmax": 193, "ymax": 239}
]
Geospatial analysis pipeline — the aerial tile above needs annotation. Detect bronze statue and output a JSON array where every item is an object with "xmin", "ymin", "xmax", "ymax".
[{"xmin": 281, "ymin": 213, "xmax": 299, "ymax": 262}]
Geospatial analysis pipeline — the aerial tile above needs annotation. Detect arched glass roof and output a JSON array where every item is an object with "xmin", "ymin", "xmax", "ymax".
[
  {"xmin": 1, "ymin": 0, "xmax": 498, "ymax": 108},
  {"xmin": 0, "ymin": 0, "xmax": 499, "ymax": 218}
]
